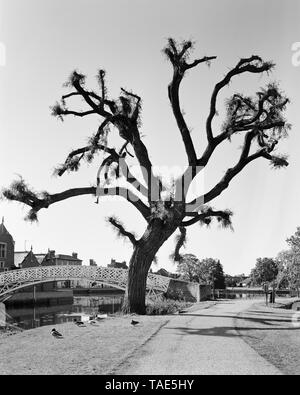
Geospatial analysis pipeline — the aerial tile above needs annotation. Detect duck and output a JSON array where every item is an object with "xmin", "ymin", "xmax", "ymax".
[
  {"xmin": 131, "ymin": 320, "xmax": 139, "ymax": 326},
  {"xmin": 51, "ymin": 328, "xmax": 63, "ymax": 338},
  {"xmin": 74, "ymin": 319, "xmax": 86, "ymax": 327},
  {"xmin": 97, "ymin": 314, "xmax": 108, "ymax": 320}
]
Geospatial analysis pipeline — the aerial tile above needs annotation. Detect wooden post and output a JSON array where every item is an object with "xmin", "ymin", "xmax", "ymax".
[{"xmin": 33, "ymin": 305, "xmax": 36, "ymax": 328}]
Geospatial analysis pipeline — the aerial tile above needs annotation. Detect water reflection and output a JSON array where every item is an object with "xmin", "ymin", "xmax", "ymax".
[{"xmin": 2, "ymin": 294, "xmax": 124, "ymax": 330}]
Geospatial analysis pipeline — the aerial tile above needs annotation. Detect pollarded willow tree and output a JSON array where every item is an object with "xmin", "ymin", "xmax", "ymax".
[{"xmin": 3, "ymin": 39, "xmax": 290, "ymax": 314}]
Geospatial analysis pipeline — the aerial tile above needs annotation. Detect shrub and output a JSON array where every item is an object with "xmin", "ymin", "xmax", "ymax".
[
  {"xmin": 164, "ymin": 288, "xmax": 185, "ymax": 301},
  {"xmin": 146, "ymin": 296, "xmax": 192, "ymax": 315}
]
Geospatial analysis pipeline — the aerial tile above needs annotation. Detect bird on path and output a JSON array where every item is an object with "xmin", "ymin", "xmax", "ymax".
[
  {"xmin": 89, "ymin": 320, "xmax": 98, "ymax": 325},
  {"xmin": 97, "ymin": 314, "xmax": 108, "ymax": 320},
  {"xmin": 131, "ymin": 320, "xmax": 140, "ymax": 326},
  {"xmin": 51, "ymin": 328, "xmax": 63, "ymax": 338},
  {"xmin": 74, "ymin": 319, "xmax": 86, "ymax": 327}
]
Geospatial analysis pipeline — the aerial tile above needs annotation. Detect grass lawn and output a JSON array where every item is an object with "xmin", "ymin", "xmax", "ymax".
[
  {"xmin": 235, "ymin": 299, "xmax": 300, "ymax": 375},
  {"xmin": 0, "ymin": 314, "xmax": 170, "ymax": 375},
  {"xmin": 0, "ymin": 299, "xmax": 217, "ymax": 375}
]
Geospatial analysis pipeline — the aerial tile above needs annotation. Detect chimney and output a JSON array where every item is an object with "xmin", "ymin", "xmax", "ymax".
[
  {"xmin": 89, "ymin": 259, "xmax": 96, "ymax": 266},
  {"xmin": 72, "ymin": 252, "xmax": 78, "ymax": 259},
  {"xmin": 49, "ymin": 250, "xmax": 55, "ymax": 258}
]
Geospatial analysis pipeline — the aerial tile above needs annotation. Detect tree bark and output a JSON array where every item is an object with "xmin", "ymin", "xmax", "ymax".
[{"xmin": 124, "ymin": 218, "xmax": 179, "ymax": 314}]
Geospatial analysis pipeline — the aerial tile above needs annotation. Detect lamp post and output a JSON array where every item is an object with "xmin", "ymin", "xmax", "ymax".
[
  {"xmin": 270, "ymin": 281, "xmax": 276, "ymax": 304},
  {"xmin": 263, "ymin": 283, "xmax": 269, "ymax": 306},
  {"xmin": 211, "ymin": 273, "xmax": 215, "ymax": 300}
]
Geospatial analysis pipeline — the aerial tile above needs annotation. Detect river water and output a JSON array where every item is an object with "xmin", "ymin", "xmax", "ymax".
[{"xmin": 1, "ymin": 294, "xmax": 124, "ymax": 330}]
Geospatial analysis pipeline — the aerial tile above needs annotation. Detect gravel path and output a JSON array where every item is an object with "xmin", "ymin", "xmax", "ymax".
[{"xmin": 114, "ymin": 299, "xmax": 282, "ymax": 375}]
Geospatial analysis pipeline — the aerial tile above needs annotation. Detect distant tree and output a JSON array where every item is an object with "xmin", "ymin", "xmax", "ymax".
[
  {"xmin": 266, "ymin": 226, "xmax": 300, "ymax": 294},
  {"xmin": 286, "ymin": 227, "xmax": 300, "ymax": 252},
  {"xmin": 286, "ymin": 259, "xmax": 300, "ymax": 296},
  {"xmin": 250, "ymin": 257, "xmax": 279, "ymax": 285},
  {"xmin": 3, "ymin": 38, "xmax": 291, "ymax": 314},
  {"xmin": 196, "ymin": 258, "xmax": 225, "ymax": 289},
  {"xmin": 213, "ymin": 260, "xmax": 226, "ymax": 289},
  {"xmin": 225, "ymin": 275, "xmax": 237, "ymax": 288},
  {"xmin": 176, "ymin": 254, "xmax": 200, "ymax": 282},
  {"xmin": 276, "ymin": 249, "xmax": 300, "ymax": 293},
  {"xmin": 177, "ymin": 255, "xmax": 225, "ymax": 288}
]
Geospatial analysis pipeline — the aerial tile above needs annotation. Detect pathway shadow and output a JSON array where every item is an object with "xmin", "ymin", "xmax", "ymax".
[
  {"xmin": 164, "ymin": 323, "xmax": 299, "ymax": 338},
  {"xmin": 177, "ymin": 312, "xmax": 292, "ymax": 326}
]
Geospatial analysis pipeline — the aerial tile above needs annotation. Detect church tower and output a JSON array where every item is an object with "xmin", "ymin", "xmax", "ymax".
[{"xmin": 0, "ymin": 217, "xmax": 15, "ymax": 271}]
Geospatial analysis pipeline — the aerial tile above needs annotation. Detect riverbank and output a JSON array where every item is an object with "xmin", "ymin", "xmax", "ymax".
[
  {"xmin": 5, "ymin": 288, "xmax": 125, "ymax": 306},
  {"xmin": 5, "ymin": 290, "xmax": 74, "ymax": 306},
  {"xmin": 73, "ymin": 288, "xmax": 125, "ymax": 296},
  {"xmin": 0, "ymin": 300, "xmax": 215, "ymax": 375},
  {"xmin": 235, "ymin": 299, "xmax": 300, "ymax": 375}
]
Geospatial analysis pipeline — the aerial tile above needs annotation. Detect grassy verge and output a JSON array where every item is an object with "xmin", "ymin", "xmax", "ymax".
[
  {"xmin": 235, "ymin": 302, "xmax": 300, "ymax": 375},
  {"xmin": 266, "ymin": 297, "xmax": 300, "ymax": 310}
]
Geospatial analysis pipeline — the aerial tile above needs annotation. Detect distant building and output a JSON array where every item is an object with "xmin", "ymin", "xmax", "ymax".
[
  {"xmin": 155, "ymin": 268, "xmax": 179, "ymax": 279},
  {"xmin": 14, "ymin": 249, "xmax": 83, "ymax": 290},
  {"xmin": 89, "ymin": 259, "xmax": 97, "ymax": 267},
  {"xmin": 35, "ymin": 254, "xmax": 47, "ymax": 265},
  {"xmin": 241, "ymin": 277, "xmax": 252, "ymax": 287},
  {"xmin": 14, "ymin": 248, "xmax": 55, "ymax": 292},
  {"xmin": 41, "ymin": 250, "xmax": 82, "ymax": 266},
  {"xmin": 225, "ymin": 274, "xmax": 250, "ymax": 288},
  {"xmin": 108, "ymin": 258, "xmax": 128, "ymax": 269},
  {"xmin": 37, "ymin": 250, "xmax": 82, "ymax": 288},
  {"xmin": 0, "ymin": 217, "xmax": 15, "ymax": 272},
  {"xmin": 0, "ymin": 217, "xmax": 101, "ymax": 290},
  {"xmin": 14, "ymin": 248, "xmax": 40, "ymax": 269}
]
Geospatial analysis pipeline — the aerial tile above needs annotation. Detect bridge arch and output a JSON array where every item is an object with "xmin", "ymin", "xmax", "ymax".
[{"xmin": 0, "ymin": 265, "xmax": 171, "ymax": 300}]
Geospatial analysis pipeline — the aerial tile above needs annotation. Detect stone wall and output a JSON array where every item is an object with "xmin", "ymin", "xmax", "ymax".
[
  {"xmin": 168, "ymin": 279, "xmax": 210, "ymax": 302},
  {"xmin": 199, "ymin": 284, "xmax": 212, "ymax": 301},
  {"xmin": 167, "ymin": 279, "xmax": 212, "ymax": 302}
]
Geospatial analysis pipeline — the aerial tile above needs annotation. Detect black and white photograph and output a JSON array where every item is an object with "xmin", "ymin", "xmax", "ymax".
[{"xmin": 0, "ymin": 0, "xmax": 300, "ymax": 380}]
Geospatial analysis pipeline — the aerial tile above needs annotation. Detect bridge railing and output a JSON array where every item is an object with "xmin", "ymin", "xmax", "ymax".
[
  {"xmin": 146, "ymin": 273, "xmax": 171, "ymax": 292},
  {"xmin": 0, "ymin": 265, "xmax": 128, "ymax": 287},
  {"xmin": 0, "ymin": 265, "xmax": 171, "ymax": 295}
]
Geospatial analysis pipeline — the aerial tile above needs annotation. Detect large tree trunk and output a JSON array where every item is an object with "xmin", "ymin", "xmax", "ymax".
[{"xmin": 124, "ymin": 218, "xmax": 179, "ymax": 314}]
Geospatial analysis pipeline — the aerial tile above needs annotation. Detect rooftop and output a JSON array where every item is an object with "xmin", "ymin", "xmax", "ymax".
[
  {"xmin": 14, "ymin": 251, "xmax": 29, "ymax": 268},
  {"xmin": 0, "ymin": 217, "xmax": 14, "ymax": 239}
]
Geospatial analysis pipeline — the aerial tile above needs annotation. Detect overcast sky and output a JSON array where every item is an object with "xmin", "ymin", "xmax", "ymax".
[{"xmin": 0, "ymin": 0, "xmax": 300, "ymax": 275}]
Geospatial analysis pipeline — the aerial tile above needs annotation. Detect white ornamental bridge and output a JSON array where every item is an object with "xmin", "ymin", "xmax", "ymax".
[{"xmin": 0, "ymin": 265, "xmax": 171, "ymax": 301}]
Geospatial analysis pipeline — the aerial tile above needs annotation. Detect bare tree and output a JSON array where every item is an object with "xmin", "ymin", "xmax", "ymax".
[{"xmin": 3, "ymin": 39, "xmax": 290, "ymax": 314}]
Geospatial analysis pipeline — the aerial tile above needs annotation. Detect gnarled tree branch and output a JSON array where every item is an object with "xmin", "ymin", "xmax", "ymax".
[
  {"xmin": 107, "ymin": 216, "xmax": 137, "ymax": 245},
  {"xmin": 2, "ymin": 179, "xmax": 150, "ymax": 222},
  {"xmin": 206, "ymin": 56, "xmax": 274, "ymax": 142},
  {"xmin": 170, "ymin": 226, "xmax": 187, "ymax": 262},
  {"xmin": 187, "ymin": 129, "xmax": 288, "ymax": 213},
  {"xmin": 164, "ymin": 39, "xmax": 216, "ymax": 165},
  {"xmin": 181, "ymin": 207, "xmax": 233, "ymax": 228}
]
